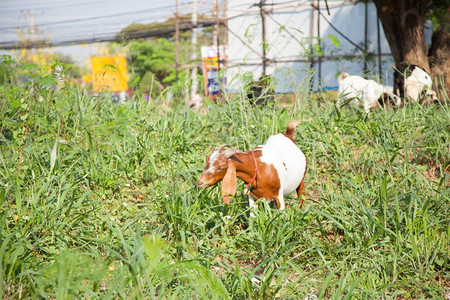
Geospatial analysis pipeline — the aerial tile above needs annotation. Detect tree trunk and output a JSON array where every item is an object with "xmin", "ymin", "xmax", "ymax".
[
  {"xmin": 374, "ymin": 0, "xmax": 431, "ymax": 73},
  {"xmin": 374, "ymin": 0, "xmax": 450, "ymax": 97},
  {"xmin": 428, "ymin": 20, "xmax": 450, "ymax": 99}
]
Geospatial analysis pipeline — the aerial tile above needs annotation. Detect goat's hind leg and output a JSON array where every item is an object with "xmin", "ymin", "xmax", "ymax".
[{"xmin": 296, "ymin": 178, "xmax": 306, "ymax": 209}]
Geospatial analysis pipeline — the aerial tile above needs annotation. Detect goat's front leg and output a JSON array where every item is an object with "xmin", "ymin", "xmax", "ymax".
[
  {"xmin": 248, "ymin": 195, "xmax": 258, "ymax": 218},
  {"xmin": 275, "ymin": 192, "xmax": 285, "ymax": 210}
]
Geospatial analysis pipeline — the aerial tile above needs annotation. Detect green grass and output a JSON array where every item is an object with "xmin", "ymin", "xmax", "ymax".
[{"xmin": 0, "ymin": 60, "xmax": 449, "ymax": 299}]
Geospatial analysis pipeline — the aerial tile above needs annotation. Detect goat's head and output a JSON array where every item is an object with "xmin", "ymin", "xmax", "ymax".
[
  {"xmin": 395, "ymin": 64, "xmax": 439, "ymax": 105},
  {"xmin": 198, "ymin": 144, "xmax": 243, "ymax": 203},
  {"xmin": 406, "ymin": 67, "xmax": 439, "ymax": 105}
]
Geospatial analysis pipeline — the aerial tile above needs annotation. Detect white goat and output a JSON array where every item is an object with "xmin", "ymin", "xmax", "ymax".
[
  {"xmin": 393, "ymin": 64, "xmax": 440, "ymax": 105},
  {"xmin": 337, "ymin": 72, "xmax": 402, "ymax": 113}
]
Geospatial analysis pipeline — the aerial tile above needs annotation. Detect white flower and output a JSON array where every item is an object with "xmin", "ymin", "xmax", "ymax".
[
  {"xmin": 304, "ymin": 293, "xmax": 318, "ymax": 300},
  {"xmin": 251, "ymin": 277, "xmax": 260, "ymax": 286}
]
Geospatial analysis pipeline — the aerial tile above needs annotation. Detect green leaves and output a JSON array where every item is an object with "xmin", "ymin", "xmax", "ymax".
[
  {"xmin": 327, "ymin": 34, "xmax": 341, "ymax": 47},
  {"xmin": 128, "ymin": 39, "xmax": 181, "ymax": 88},
  {"xmin": 0, "ymin": 58, "xmax": 448, "ymax": 298}
]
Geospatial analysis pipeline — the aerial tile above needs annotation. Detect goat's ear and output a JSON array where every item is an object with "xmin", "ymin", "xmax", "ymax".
[
  {"xmin": 221, "ymin": 161, "xmax": 236, "ymax": 204},
  {"xmin": 229, "ymin": 155, "xmax": 243, "ymax": 164}
]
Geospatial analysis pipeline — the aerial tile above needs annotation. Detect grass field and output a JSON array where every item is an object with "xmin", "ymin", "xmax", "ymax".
[{"xmin": 0, "ymin": 61, "xmax": 449, "ymax": 299}]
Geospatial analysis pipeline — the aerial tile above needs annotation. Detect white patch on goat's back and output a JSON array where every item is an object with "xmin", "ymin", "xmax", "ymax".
[
  {"xmin": 383, "ymin": 85, "xmax": 394, "ymax": 94},
  {"xmin": 338, "ymin": 75, "xmax": 384, "ymax": 111},
  {"xmin": 259, "ymin": 133, "xmax": 306, "ymax": 196},
  {"xmin": 339, "ymin": 76, "xmax": 366, "ymax": 101}
]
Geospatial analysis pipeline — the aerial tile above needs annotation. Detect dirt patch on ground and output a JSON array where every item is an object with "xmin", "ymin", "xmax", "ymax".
[{"xmin": 410, "ymin": 153, "xmax": 447, "ymax": 182}]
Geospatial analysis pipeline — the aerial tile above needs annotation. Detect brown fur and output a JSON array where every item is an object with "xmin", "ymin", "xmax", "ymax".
[
  {"xmin": 222, "ymin": 161, "xmax": 236, "ymax": 204},
  {"xmin": 283, "ymin": 120, "xmax": 299, "ymax": 143},
  {"xmin": 377, "ymin": 92, "xmax": 402, "ymax": 109},
  {"xmin": 231, "ymin": 150, "xmax": 282, "ymax": 208},
  {"xmin": 296, "ymin": 163, "xmax": 307, "ymax": 208},
  {"xmin": 198, "ymin": 121, "xmax": 305, "ymax": 210}
]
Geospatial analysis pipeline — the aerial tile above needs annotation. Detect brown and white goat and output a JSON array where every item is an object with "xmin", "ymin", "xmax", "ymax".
[{"xmin": 198, "ymin": 122, "xmax": 307, "ymax": 213}]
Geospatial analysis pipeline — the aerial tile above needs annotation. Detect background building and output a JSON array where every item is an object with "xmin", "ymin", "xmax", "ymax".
[{"xmin": 226, "ymin": 0, "xmax": 433, "ymax": 93}]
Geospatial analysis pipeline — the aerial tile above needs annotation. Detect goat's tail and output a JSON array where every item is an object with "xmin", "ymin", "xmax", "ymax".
[
  {"xmin": 338, "ymin": 72, "xmax": 350, "ymax": 85},
  {"xmin": 285, "ymin": 120, "xmax": 300, "ymax": 138}
]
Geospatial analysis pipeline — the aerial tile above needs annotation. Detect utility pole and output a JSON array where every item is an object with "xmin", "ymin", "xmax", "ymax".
[
  {"xmin": 309, "ymin": 0, "xmax": 315, "ymax": 92},
  {"xmin": 223, "ymin": 0, "xmax": 228, "ymax": 69},
  {"xmin": 214, "ymin": 0, "xmax": 220, "ymax": 69},
  {"xmin": 377, "ymin": 11, "xmax": 383, "ymax": 82},
  {"xmin": 191, "ymin": 0, "xmax": 198, "ymax": 99},
  {"xmin": 259, "ymin": 0, "xmax": 267, "ymax": 75},
  {"xmin": 175, "ymin": 0, "xmax": 180, "ymax": 81},
  {"xmin": 317, "ymin": 0, "xmax": 322, "ymax": 88},
  {"xmin": 22, "ymin": 11, "xmax": 35, "ymax": 48},
  {"xmin": 30, "ymin": 12, "xmax": 34, "ymax": 45},
  {"xmin": 363, "ymin": 1, "xmax": 368, "ymax": 78}
]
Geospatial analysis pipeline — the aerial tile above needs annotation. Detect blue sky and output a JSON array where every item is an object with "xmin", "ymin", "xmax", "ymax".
[{"xmin": 0, "ymin": 0, "xmax": 203, "ymax": 64}]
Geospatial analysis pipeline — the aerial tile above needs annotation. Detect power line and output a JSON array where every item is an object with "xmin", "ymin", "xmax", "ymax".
[
  {"xmin": 315, "ymin": 6, "xmax": 364, "ymax": 52},
  {"xmin": 0, "ymin": 3, "xmax": 188, "ymax": 31},
  {"xmin": 0, "ymin": 0, "xmax": 118, "ymax": 13},
  {"xmin": 0, "ymin": 0, "xmax": 217, "ymax": 48},
  {"xmin": 0, "ymin": 19, "xmax": 217, "ymax": 49}
]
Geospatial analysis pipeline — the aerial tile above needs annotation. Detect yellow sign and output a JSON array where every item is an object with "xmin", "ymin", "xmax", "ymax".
[
  {"xmin": 92, "ymin": 56, "xmax": 128, "ymax": 92},
  {"xmin": 201, "ymin": 46, "xmax": 227, "ymax": 100}
]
